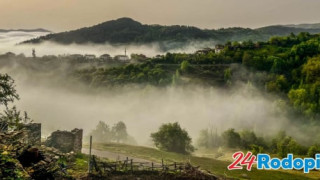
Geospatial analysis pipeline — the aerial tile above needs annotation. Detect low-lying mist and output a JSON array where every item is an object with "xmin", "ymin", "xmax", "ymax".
[
  {"xmin": 1, "ymin": 60, "xmax": 317, "ymax": 146},
  {"xmin": 0, "ymin": 31, "xmax": 217, "ymax": 57}
]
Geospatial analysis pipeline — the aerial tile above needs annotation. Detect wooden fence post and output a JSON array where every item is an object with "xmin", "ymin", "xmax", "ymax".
[
  {"xmin": 126, "ymin": 157, "xmax": 128, "ymax": 170},
  {"xmin": 161, "ymin": 159, "xmax": 164, "ymax": 170},
  {"xmin": 130, "ymin": 159, "xmax": 133, "ymax": 172},
  {"xmin": 88, "ymin": 135, "xmax": 92, "ymax": 174},
  {"xmin": 151, "ymin": 162, "xmax": 154, "ymax": 171}
]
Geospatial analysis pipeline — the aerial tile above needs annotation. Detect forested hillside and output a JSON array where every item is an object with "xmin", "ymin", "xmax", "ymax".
[
  {"xmin": 75, "ymin": 32, "xmax": 320, "ymax": 120},
  {"xmin": 22, "ymin": 18, "xmax": 320, "ymax": 46}
]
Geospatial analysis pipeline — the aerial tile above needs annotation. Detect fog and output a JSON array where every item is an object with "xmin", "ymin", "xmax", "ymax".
[
  {"xmin": 0, "ymin": 31, "xmax": 216, "ymax": 57},
  {"xmin": 0, "ymin": 31, "xmax": 49, "ymax": 47},
  {"xmin": 1, "ymin": 60, "xmax": 317, "ymax": 146},
  {"xmin": 0, "ymin": 33, "xmax": 318, "ymax": 146}
]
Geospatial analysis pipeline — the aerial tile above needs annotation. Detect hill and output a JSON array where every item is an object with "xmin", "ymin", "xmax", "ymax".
[
  {"xmin": 283, "ymin": 23, "xmax": 320, "ymax": 29},
  {"xmin": 0, "ymin": 28, "xmax": 51, "ymax": 33},
  {"xmin": 21, "ymin": 18, "xmax": 320, "ymax": 46}
]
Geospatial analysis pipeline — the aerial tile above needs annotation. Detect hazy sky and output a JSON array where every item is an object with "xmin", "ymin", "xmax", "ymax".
[{"xmin": 1, "ymin": 0, "xmax": 320, "ymax": 32}]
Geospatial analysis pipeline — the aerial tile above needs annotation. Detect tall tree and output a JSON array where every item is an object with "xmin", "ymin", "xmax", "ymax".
[{"xmin": 112, "ymin": 121, "xmax": 128, "ymax": 143}]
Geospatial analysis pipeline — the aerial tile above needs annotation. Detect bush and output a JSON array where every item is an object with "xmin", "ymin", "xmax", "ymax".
[
  {"xmin": 180, "ymin": 60, "xmax": 190, "ymax": 72},
  {"xmin": 277, "ymin": 136, "xmax": 307, "ymax": 157},
  {"xmin": 151, "ymin": 122, "xmax": 194, "ymax": 154},
  {"xmin": 240, "ymin": 130, "xmax": 258, "ymax": 149},
  {"xmin": 251, "ymin": 144, "xmax": 264, "ymax": 155},
  {"xmin": 222, "ymin": 128, "xmax": 241, "ymax": 148},
  {"xmin": 307, "ymin": 145, "xmax": 320, "ymax": 157}
]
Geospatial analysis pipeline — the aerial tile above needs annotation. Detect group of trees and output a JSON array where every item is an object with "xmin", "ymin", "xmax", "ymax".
[
  {"xmin": 71, "ymin": 32, "xmax": 320, "ymax": 121},
  {"xmin": 75, "ymin": 62, "xmax": 172, "ymax": 87},
  {"xmin": 197, "ymin": 128, "xmax": 320, "ymax": 158},
  {"xmin": 90, "ymin": 121, "xmax": 136, "ymax": 144},
  {"xmin": 73, "ymin": 32, "xmax": 320, "ymax": 119}
]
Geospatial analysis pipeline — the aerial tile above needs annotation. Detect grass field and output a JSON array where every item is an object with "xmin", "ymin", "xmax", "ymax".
[{"xmin": 87, "ymin": 143, "xmax": 320, "ymax": 180}]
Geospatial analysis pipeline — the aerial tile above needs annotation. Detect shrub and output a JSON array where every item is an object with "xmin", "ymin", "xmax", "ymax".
[{"xmin": 151, "ymin": 122, "xmax": 194, "ymax": 154}]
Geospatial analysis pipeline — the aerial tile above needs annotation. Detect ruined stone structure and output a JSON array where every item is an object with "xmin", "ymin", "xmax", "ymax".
[
  {"xmin": 24, "ymin": 123, "xmax": 41, "ymax": 145},
  {"xmin": 45, "ymin": 128, "xmax": 83, "ymax": 153}
]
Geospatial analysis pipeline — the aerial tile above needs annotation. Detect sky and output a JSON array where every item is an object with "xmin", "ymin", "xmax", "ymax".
[{"xmin": 1, "ymin": 0, "xmax": 320, "ymax": 32}]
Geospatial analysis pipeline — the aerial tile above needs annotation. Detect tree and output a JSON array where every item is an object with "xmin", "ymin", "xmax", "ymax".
[
  {"xmin": 0, "ymin": 74, "xmax": 19, "ymax": 106},
  {"xmin": 112, "ymin": 121, "xmax": 128, "ymax": 143},
  {"xmin": 151, "ymin": 122, "xmax": 194, "ymax": 154},
  {"xmin": 197, "ymin": 129, "xmax": 210, "ymax": 148},
  {"xmin": 222, "ymin": 128, "xmax": 241, "ymax": 148},
  {"xmin": 90, "ymin": 121, "xmax": 112, "ymax": 143},
  {"xmin": 180, "ymin": 60, "xmax": 190, "ymax": 72},
  {"xmin": 240, "ymin": 130, "xmax": 258, "ymax": 149},
  {"xmin": 302, "ymin": 56, "xmax": 320, "ymax": 83},
  {"xmin": 307, "ymin": 145, "xmax": 320, "ymax": 157},
  {"xmin": 276, "ymin": 136, "xmax": 307, "ymax": 158},
  {"xmin": 242, "ymin": 52, "xmax": 253, "ymax": 67},
  {"xmin": 197, "ymin": 128, "xmax": 220, "ymax": 148},
  {"xmin": 224, "ymin": 68, "xmax": 232, "ymax": 85},
  {"xmin": 0, "ymin": 73, "xmax": 31, "ymax": 131}
]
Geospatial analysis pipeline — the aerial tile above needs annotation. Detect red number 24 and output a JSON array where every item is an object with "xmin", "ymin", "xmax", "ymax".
[{"xmin": 228, "ymin": 151, "xmax": 256, "ymax": 171}]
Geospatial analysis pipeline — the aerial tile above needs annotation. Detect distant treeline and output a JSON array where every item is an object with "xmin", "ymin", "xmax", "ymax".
[{"xmin": 198, "ymin": 128, "xmax": 320, "ymax": 158}]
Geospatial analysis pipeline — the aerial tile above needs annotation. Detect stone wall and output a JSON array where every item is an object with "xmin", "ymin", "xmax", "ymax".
[
  {"xmin": 24, "ymin": 123, "xmax": 41, "ymax": 145},
  {"xmin": 45, "ymin": 128, "xmax": 83, "ymax": 153},
  {"xmin": 71, "ymin": 128, "xmax": 83, "ymax": 153}
]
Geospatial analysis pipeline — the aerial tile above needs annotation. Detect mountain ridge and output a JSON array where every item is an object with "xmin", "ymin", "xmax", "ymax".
[{"xmin": 21, "ymin": 17, "xmax": 320, "ymax": 46}]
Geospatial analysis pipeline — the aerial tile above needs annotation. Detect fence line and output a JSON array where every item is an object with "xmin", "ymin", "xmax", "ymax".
[{"xmin": 90, "ymin": 155, "xmax": 193, "ymax": 175}]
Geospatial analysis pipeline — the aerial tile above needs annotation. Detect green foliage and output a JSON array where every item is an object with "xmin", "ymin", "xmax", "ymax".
[
  {"xmin": 197, "ymin": 128, "xmax": 220, "ymax": 148},
  {"xmin": 180, "ymin": 60, "xmax": 190, "ymax": 72},
  {"xmin": 90, "ymin": 121, "xmax": 131, "ymax": 144},
  {"xmin": 276, "ymin": 137, "xmax": 307, "ymax": 158},
  {"xmin": 220, "ymin": 129, "xmax": 267, "ymax": 150},
  {"xmin": 90, "ymin": 121, "xmax": 112, "ymax": 143},
  {"xmin": 251, "ymin": 144, "xmax": 264, "ymax": 155},
  {"xmin": 0, "ymin": 74, "xmax": 19, "ymax": 106},
  {"xmin": 0, "ymin": 73, "xmax": 32, "ymax": 131},
  {"xmin": 75, "ymin": 62, "xmax": 171, "ymax": 87},
  {"xmin": 266, "ymin": 75, "xmax": 289, "ymax": 93},
  {"xmin": 0, "ymin": 150, "xmax": 29, "ymax": 179},
  {"xmin": 64, "ymin": 32, "xmax": 320, "ymax": 119},
  {"xmin": 307, "ymin": 145, "xmax": 320, "ymax": 157},
  {"xmin": 222, "ymin": 128, "xmax": 241, "ymax": 148},
  {"xmin": 112, "ymin": 121, "xmax": 128, "ymax": 143},
  {"xmin": 288, "ymin": 56, "xmax": 320, "ymax": 117},
  {"xmin": 224, "ymin": 68, "xmax": 232, "ymax": 85},
  {"xmin": 151, "ymin": 122, "xmax": 194, "ymax": 154},
  {"xmin": 240, "ymin": 130, "xmax": 258, "ymax": 149}
]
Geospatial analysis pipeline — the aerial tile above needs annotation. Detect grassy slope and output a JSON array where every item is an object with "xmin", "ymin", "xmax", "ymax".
[{"xmin": 88, "ymin": 143, "xmax": 320, "ymax": 180}]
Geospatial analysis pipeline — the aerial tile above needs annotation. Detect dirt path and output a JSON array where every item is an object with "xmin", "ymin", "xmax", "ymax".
[{"xmin": 82, "ymin": 148, "xmax": 159, "ymax": 165}]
